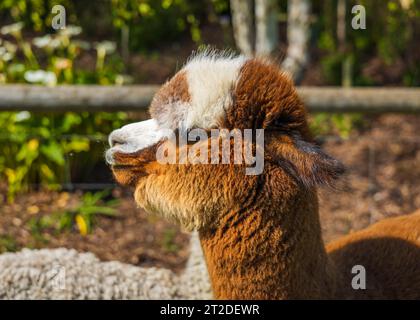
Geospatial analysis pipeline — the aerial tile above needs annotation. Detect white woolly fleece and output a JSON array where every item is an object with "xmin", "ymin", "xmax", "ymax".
[
  {"xmin": 0, "ymin": 232, "xmax": 212, "ymax": 300},
  {"xmin": 182, "ymin": 53, "xmax": 247, "ymax": 130}
]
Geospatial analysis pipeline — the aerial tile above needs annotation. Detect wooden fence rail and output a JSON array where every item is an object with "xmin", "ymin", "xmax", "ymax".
[{"xmin": 0, "ymin": 85, "xmax": 419, "ymax": 113}]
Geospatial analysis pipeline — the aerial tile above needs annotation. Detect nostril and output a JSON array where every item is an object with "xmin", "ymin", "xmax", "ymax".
[
  {"xmin": 109, "ymin": 131, "xmax": 127, "ymax": 147},
  {"xmin": 111, "ymin": 137, "xmax": 124, "ymax": 147}
]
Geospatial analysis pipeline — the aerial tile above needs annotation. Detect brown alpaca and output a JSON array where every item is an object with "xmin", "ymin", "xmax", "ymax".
[{"xmin": 106, "ymin": 52, "xmax": 420, "ymax": 299}]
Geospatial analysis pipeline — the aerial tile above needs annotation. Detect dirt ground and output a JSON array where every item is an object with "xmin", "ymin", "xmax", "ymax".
[
  {"xmin": 319, "ymin": 114, "xmax": 419, "ymax": 242},
  {"xmin": 0, "ymin": 190, "xmax": 190, "ymax": 272},
  {"xmin": 0, "ymin": 114, "xmax": 419, "ymax": 271}
]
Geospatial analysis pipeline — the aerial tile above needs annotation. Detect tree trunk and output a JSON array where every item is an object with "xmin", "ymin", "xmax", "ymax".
[
  {"xmin": 337, "ymin": 0, "xmax": 353, "ymax": 87},
  {"xmin": 281, "ymin": 0, "xmax": 311, "ymax": 83},
  {"xmin": 121, "ymin": 25, "xmax": 130, "ymax": 69},
  {"xmin": 230, "ymin": 0, "xmax": 254, "ymax": 56},
  {"xmin": 255, "ymin": 0, "xmax": 278, "ymax": 56}
]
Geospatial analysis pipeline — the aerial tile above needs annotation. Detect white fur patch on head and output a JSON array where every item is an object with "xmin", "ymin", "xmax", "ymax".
[
  {"xmin": 155, "ymin": 100, "xmax": 190, "ymax": 131},
  {"xmin": 106, "ymin": 119, "xmax": 171, "ymax": 164},
  {"xmin": 182, "ymin": 51, "xmax": 247, "ymax": 130}
]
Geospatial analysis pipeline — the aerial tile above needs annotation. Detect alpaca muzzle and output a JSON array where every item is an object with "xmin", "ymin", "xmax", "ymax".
[{"xmin": 106, "ymin": 119, "xmax": 171, "ymax": 166}]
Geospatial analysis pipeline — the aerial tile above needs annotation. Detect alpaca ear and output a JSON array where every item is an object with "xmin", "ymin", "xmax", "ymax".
[{"xmin": 271, "ymin": 134, "xmax": 345, "ymax": 188}]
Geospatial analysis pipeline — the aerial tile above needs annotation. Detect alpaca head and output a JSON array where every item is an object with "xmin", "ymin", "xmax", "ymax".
[{"xmin": 106, "ymin": 51, "xmax": 344, "ymax": 231}]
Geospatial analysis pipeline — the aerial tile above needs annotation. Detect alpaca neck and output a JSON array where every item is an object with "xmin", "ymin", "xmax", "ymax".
[{"xmin": 199, "ymin": 190, "xmax": 338, "ymax": 299}]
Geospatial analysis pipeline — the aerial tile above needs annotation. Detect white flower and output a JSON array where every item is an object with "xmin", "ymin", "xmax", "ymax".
[
  {"xmin": 0, "ymin": 46, "xmax": 14, "ymax": 61},
  {"xmin": 1, "ymin": 52, "xmax": 13, "ymax": 62},
  {"xmin": 16, "ymin": 111, "xmax": 31, "ymax": 122},
  {"xmin": 33, "ymin": 35, "xmax": 62, "ymax": 50},
  {"xmin": 94, "ymin": 41, "xmax": 116, "ymax": 55},
  {"xmin": 3, "ymin": 41, "xmax": 17, "ymax": 54},
  {"xmin": 49, "ymin": 38, "xmax": 62, "ymax": 49},
  {"xmin": 24, "ymin": 70, "xmax": 57, "ymax": 86},
  {"xmin": 0, "ymin": 22, "xmax": 24, "ymax": 36},
  {"xmin": 33, "ymin": 35, "xmax": 52, "ymax": 48},
  {"xmin": 24, "ymin": 70, "xmax": 44, "ymax": 83},
  {"xmin": 59, "ymin": 25, "xmax": 82, "ymax": 37}
]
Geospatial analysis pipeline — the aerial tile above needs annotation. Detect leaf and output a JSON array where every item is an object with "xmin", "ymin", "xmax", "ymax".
[
  {"xmin": 63, "ymin": 138, "xmax": 89, "ymax": 153},
  {"xmin": 40, "ymin": 164, "xmax": 55, "ymax": 181},
  {"xmin": 38, "ymin": 127, "xmax": 51, "ymax": 138},
  {"xmin": 61, "ymin": 113, "xmax": 82, "ymax": 132},
  {"xmin": 82, "ymin": 189, "xmax": 109, "ymax": 205},
  {"xmin": 27, "ymin": 139, "xmax": 39, "ymax": 151},
  {"xmin": 5, "ymin": 166, "xmax": 27, "ymax": 184},
  {"xmin": 4, "ymin": 168, "xmax": 16, "ymax": 183},
  {"xmin": 58, "ymin": 212, "xmax": 73, "ymax": 231},
  {"xmin": 40, "ymin": 141, "xmax": 65, "ymax": 165},
  {"xmin": 16, "ymin": 139, "xmax": 39, "ymax": 162},
  {"xmin": 79, "ymin": 206, "xmax": 117, "ymax": 216}
]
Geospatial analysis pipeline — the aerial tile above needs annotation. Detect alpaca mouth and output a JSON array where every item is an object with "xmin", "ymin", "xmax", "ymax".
[
  {"xmin": 106, "ymin": 145, "xmax": 156, "ymax": 167},
  {"xmin": 112, "ymin": 164, "xmax": 136, "ymax": 170},
  {"xmin": 109, "ymin": 154, "xmax": 150, "ymax": 172},
  {"xmin": 106, "ymin": 146, "xmax": 157, "ymax": 187},
  {"xmin": 110, "ymin": 159, "xmax": 149, "ymax": 187}
]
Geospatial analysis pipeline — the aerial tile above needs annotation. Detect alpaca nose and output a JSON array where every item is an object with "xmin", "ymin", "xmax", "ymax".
[{"xmin": 109, "ymin": 129, "xmax": 127, "ymax": 147}]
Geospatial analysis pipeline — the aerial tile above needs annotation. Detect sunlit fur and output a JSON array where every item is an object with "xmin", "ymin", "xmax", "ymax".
[{"xmin": 108, "ymin": 52, "xmax": 420, "ymax": 299}]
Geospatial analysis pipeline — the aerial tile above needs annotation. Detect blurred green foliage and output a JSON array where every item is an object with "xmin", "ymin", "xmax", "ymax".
[
  {"xmin": 111, "ymin": 0, "xmax": 206, "ymax": 49},
  {"xmin": 2, "ymin": 0, "xmax": 417, "ymax": 84},
  {"xmin": 311, "ymin": 0, "xmax": 419, "ymax": 137},
  {"xmin": 0, "ymin": 1, "xmax": 225, "ymax": 201},
  {"xmin": 29, "ymin": 190, "xmax": 118, "ymax": 236},
  {"xmin": 0, "ymin": 0, "xmax": 76, "ymax": 32},
  {"xmin": 0, "ymin": 111, "xmax": 127, "ymax": 202},
  {"xmin": 315, "ymin": 0, "xmax": 420, "ymax": 86},
  {"xmin": 310, "ymin": 113, "xmax": 364, "ymax": 139},
  {"xmin": 0, "ymin": 0, "xmax": 213, "ymax": 50},
  {"xmin": 0, "ymin": 22, "xmax": 129, "ymax": 201}
]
